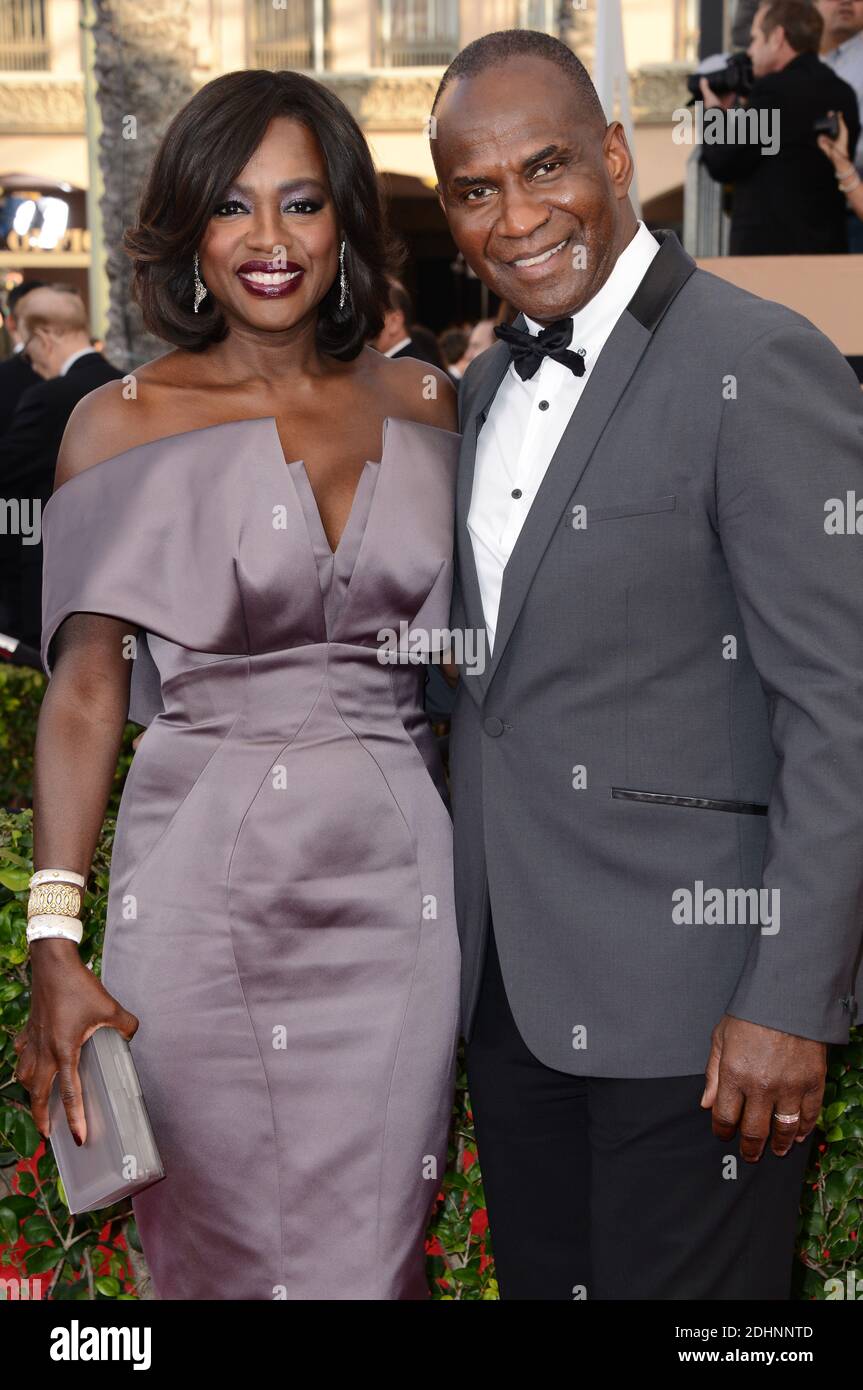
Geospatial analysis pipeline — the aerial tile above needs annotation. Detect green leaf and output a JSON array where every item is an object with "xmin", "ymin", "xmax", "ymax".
[
  {"xmin": 23, "ymin": 1242, "xmax": 61, "ymax": 1275},
  {"xmin": 95, "ymin": 1275, "xmax": 121, "ymax": 1297},
  {"xmin": 0, "ymin": 868, "xmax": 31, "ymax": 892}
]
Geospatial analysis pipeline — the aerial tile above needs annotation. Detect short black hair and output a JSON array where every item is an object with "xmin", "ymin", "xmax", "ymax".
[
  {"xmin": 125, "ymin": 69, "xmax": 402, "ymax": 359},
  {"xmin": 432, "ymin": 29, "xmax": 606, "ymax": 128}
]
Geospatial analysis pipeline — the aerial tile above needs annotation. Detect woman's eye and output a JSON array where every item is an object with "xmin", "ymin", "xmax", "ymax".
[
  {"xmin": 283, "ymin": 198, "xmax": 323, "ymax": 214},
  {"xmin": 212, "ymin": 199, "xmax": 247, "ymax": 217}
]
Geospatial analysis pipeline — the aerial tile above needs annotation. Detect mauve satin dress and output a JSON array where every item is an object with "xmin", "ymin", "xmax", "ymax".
[{"xmin": 39, "ymin": 414, "xmax": 462, "ymax": 1300}]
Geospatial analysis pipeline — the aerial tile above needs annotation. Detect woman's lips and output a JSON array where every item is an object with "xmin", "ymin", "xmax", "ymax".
[{"xmin": 236, "ymin": 261, "xmax": 305, "ymax": 298}]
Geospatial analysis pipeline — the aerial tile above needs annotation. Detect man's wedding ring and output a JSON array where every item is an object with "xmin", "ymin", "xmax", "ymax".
[{"xmin": 774, "ymin": 1111, "xmax": 801, "ymax": 1124}]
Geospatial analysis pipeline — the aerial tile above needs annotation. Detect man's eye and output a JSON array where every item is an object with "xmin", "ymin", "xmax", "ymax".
[
  {"xmin": 532, "ymin": 162, "xmax": 562, "ymax": 178},
  {"xmin": 464, "ymin": 187, "xmax": 493, "ymax": 202},
  {"xmin": 212, "ymin": 199, "xmax": 247, "ymax": 217}
]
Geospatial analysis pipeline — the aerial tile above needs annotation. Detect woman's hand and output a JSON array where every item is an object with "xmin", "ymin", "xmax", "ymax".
[
  {"xmin": 12, "ymin": 938, "xmax": 139, "ymax": 1147},
  {"xmin": 817, "ymin": 110, "xmax": 854, "ymax": 176}
]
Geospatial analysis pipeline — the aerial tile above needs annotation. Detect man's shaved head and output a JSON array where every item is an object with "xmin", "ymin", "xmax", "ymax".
[{"xmin": 432, "ymin": 28, "xmax": 606, "ymax": 131}]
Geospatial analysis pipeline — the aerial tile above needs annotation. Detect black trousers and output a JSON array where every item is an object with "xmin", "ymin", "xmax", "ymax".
[{"xmin": 464, "ymin": 919, "xmax": 814, "ymax": 1300}]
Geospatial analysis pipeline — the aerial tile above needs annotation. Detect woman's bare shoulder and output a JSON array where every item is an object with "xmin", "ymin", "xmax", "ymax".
[
  {"xmin": 54, "ymin": 351, "xmax": 190, "ymax": 490},
  {"xmin": 364, "ymin": 346, "xmax": 458, "ymax": 434}
]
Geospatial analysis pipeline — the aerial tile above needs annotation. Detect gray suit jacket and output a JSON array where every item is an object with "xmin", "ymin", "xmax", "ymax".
[{"xmin": 449, "ymin": 229, "xmax": 863, "ymax": 1078}]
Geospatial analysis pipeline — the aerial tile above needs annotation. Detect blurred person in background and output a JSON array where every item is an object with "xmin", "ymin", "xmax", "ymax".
[
  {"xmin": 0, "ymin": 280, "xmax": 45, "ymax": 434},
  {"xmin": 438, "ymin": 325, "xmax": 470, "ymax": 380},
  {"xmin": 465, "ymin": 317, "xmax": 497, "ymax": 361},
  {"xmin": 371, "ymin": 277, "xmax": 444, "ymax": 366},
  {"xmin": 818, "ymin": 0, "xmax": 863, "ymax": 247},
  {"xmin": 701, "ymin": 0, "xmax": 860, "ymax": 253},
  {"xmin": 818, "ymin": 106, "xmax": 863, "ymax": 213},
  {"xmin": 0, "ymin": 286, "xmax": 121, "ymax": 652}
]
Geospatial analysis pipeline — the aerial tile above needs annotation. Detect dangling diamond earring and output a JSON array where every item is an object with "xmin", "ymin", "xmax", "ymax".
[
  {"xmin": 338, "ymin": 239, "xmax": 349, "ymax": 311},
  {"xmin": 193, "ymin": 251, "xmax": 207, "ymax": 314}
]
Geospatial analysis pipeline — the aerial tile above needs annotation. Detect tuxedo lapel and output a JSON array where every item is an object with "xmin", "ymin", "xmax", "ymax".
[{"xmin": 468, "ymin": 230, "xmax": 697, "ymax": 698}]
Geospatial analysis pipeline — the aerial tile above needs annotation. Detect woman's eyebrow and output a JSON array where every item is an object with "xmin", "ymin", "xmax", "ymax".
[{"xmin": 225, "ymin": 177, "xmax": 327, "ymax": 197}]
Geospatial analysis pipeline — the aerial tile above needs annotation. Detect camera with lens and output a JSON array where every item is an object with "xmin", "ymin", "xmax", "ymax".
[{"xmin": 687, "ymin": 51, "xmax": 755, "ymax": 103}]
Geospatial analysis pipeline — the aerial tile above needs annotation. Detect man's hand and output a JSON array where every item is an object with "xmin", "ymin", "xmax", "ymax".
[
  {"xmin": 699, "ymin": 76, "xmax": 737, "ymax": 111},
  {"xmin": 701, "ymin": 1015, "xmax": 827, "ymax": 1162}
]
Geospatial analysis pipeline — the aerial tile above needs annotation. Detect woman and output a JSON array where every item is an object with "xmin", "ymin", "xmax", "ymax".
[
  {"xmin": 817, "ymin": 109, "xmax": 863, "ymax": 221},
  {"xmin": 13, "ymin": 69, "xmax": 461, "ymax": 1300}
]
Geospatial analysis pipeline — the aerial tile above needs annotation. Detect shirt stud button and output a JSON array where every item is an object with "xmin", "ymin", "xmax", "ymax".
[
  {"xmin": 538, "ymin": 399, "xmax": 549, "ymax": 410},
  {"xmin": 511, "ymin": 488, "xmax": 523, "ymax": 499}
]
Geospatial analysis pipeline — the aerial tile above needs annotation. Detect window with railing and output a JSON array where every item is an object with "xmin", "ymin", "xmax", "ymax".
[
  {"xmin": 0, "ymin": 0, "xmax": 50, "ymax": 72},
  {"xmin": 376, "ymin": 0, "xmax": 459, "ymax": 68},
  {"xmin": 246, "ymin": 0, "xmax": 329, "ymax": 72}
]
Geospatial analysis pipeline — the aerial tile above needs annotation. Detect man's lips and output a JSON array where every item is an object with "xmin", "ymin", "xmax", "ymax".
[
  {"xmin": 503, "ymin": 235, "xmax": 572, "ymax": 277},
  {"xmin": 236, "ymin": 260, "xmax": 305, "ymax": 297}
]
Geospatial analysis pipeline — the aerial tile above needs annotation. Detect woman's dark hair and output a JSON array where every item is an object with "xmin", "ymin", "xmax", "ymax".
[{"xmin": 124, "ymin": 69, "xmax": 402, "ymax": 358}]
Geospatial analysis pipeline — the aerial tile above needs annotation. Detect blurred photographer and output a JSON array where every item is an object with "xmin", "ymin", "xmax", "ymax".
[{"xmin": 700, "ymin": 1, "xmax": 860, "ymax": 253}]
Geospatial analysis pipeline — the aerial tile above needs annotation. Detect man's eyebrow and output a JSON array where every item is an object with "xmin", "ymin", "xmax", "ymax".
[{"xmin": 449, "ymin": 144, "xmax": 568, "ymax": 189}]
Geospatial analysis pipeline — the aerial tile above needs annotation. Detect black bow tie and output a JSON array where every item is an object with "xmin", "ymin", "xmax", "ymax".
[{"xmin": 494, "ymin": 317, "xmax": 586, "ymax": 381}]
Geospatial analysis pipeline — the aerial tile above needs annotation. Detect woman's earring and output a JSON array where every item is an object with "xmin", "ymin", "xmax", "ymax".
[
  {"xmin": 193, "ymin": 251, "xmax": 207, "ymax": 314},
  {"xmin": 338, "ymin": 239, "xmax": 349, "ymax": 311}
]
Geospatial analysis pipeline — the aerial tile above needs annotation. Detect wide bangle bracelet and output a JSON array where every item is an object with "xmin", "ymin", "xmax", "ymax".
[
  {"xmin": 27, "ymin": 881, "xmax": 82, "ymax": 920},
  {"xmin": 26, "ymin": 914, "xmax": 84, "ymax": 946},
  {"xmin": 29, "ymin": 868, "xmax": 86, "ymax": 889}
]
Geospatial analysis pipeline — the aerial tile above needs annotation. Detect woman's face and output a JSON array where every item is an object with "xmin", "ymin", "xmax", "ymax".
[{"xmin": 199, "ymin": 115, "xmax": 340, "ymax": 335}]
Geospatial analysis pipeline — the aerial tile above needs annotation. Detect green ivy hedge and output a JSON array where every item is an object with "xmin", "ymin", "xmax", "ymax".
[{"xmin": 1, "ymin": 665, "xmax": 859, "ymax": 1301}]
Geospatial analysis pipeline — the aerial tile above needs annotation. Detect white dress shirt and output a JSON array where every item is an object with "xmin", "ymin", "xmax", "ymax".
[
  {"xmin": 382, "ymin": 336, "xmax": 411, "ymax": 358},
  {"xmin": 823, "ymin": 30, "xmax": 863, "ymax": 169},
  {"xmin": 467, "ymin": 220, "xmax": 661, "ymax": 651}
]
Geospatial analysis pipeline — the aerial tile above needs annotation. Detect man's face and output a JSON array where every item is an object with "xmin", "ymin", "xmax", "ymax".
[
  {"xmin": 748, "ymin": 8, "xmax": 785, "ymax": 77},
  {"xmin": 817, "ymin": 0, "xmax": 863, "ymax": 48},
  {"xmin": 432, "ymin": 56, "xmax": 633, "ymax": 324}
]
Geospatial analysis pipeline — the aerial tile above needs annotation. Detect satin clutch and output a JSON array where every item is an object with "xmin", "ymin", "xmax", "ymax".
[{"xmin": 48, "ymin": 1025, "xmax": 165, "ymax": 1215}]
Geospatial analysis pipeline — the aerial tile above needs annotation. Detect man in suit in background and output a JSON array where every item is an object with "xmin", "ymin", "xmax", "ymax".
[
  {"xmin": 371, "ymin": 277, "xmax": 444, "ymax": 367},
  {"xmin": 431, "ymin": 29, "xmax": 863, "ymax": 1299},
  {"xmin": 0, "ymin": 286, "xmax": 121, "ymax": 653},
  {"xmin": 700, "ymin": 0, "xmax": 860, "ymax": 253},
  {"xmin": 0, "ymin": 280, "xmax": 45, "ymax": 435}
]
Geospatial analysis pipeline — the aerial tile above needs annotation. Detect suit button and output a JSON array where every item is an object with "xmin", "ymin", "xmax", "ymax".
[{"xmin": 483, "ymin": 716, "xmax": 504, "ymax": 737}]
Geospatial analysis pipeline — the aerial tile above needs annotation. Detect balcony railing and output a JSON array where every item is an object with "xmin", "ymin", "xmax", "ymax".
[
  {"xmin": 0, "ymin": 0, "xmax": 50, "ymax": 72},
  {"xmin": 377, "ymin": 0, "xmax": 459, "ymax": 68}
]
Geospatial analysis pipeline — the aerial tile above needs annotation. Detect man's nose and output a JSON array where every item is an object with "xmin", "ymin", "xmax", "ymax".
[{"xmin": 495, "ymin": 186, "xmax": 549, "ymax": 242}]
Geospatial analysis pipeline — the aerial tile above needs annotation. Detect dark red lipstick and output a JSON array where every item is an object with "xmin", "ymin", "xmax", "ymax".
[{"xmin": 236, "ymin": 259, "xmax": 305, "ymax": 298}]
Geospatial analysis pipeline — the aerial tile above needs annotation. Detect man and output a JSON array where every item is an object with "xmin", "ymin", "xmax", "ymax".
[
  {"xmin": 0, "ymin": 286, "xmax": 121, "ymax": 652},
  {"xmin": 431, "ymin": 29, "xmax": 863, "ymax": 1299},
  {"xmin": 700, "ymin": 1, "xmax": 860, "ymax": 253},
  {"xmin": 818, "ymin": 0, "xmax": 863, "ymax": 249},
  {"xmin": 0, "ymin": 280, "xmax": 45, "ymax": 434},
  {"xmin": 371, "ymin": 278, "xmax": 444, "ymax": 366}
]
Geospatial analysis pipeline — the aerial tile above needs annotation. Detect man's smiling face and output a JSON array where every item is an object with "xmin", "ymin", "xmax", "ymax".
[{"xmin": 432, "ymin": 55, "xmax": 636, "ymax": 325}]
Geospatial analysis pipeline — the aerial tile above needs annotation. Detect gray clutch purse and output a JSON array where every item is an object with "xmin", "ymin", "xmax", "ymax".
[{"xmin": 47, "ymin": 1025, "xmax": 165, "ymax": 1215}]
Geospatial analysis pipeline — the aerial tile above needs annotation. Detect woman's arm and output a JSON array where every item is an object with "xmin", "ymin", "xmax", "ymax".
[
  {"xmin": 15, "ymin": 612, "xmax": 140, "ymax": 1147},
  {"xmin": 817, "ymin": 111, "xmax": 863, "ymax": 219}
]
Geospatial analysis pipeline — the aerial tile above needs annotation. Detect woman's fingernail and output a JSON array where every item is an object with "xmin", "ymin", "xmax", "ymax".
[{"xmin": 72, "ymin": 1131, "xmax": 83, "ymax": 1147}]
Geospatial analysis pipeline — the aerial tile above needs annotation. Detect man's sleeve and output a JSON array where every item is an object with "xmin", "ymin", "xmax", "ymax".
[
  {"xmin": 717, "ymin": 320, "xmax": 863, "ymax": 1041},
  {"xmin": 1, "ymin": 382, "xmax": 51, "ymax": 492},
  {"xmin": 699, "ymin": 77, "xmax": 776, "ymax": 183}
]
